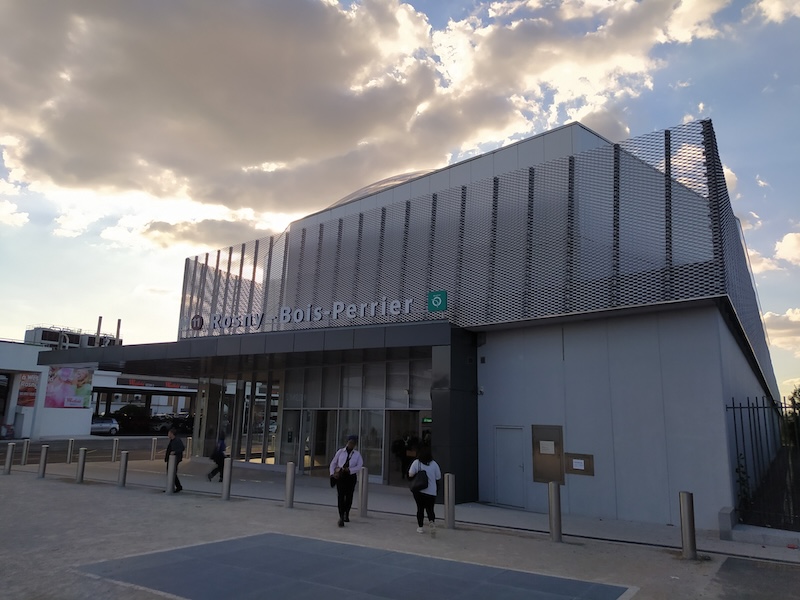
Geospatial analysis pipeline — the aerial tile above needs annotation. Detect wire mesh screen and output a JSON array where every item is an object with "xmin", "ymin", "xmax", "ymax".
[{"xmin": 176, "ymin": 120, "xmax": 775, "ymax": 395}]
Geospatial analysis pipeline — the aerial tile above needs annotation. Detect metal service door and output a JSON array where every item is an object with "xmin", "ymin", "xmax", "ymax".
[{"xmin": 495, "ymin": 426, "xmax": 525, "ymax": 507}]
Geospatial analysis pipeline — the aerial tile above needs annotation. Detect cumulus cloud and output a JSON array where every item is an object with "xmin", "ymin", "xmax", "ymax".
[
  {"xmin": 775, "ymin": 232, "xmax": 800, "ymax": 265},
  {"xmin": 747, "ymin": 247, "xmax": 781, "ymax": 274},
  {"xmin": 0, "ymin": 200, "xmax": 28, "ymax": 227},
  {"xmin": 764, "ymin": 308, "xmax": 800, "ymax": 358},
  {"xmin": 723, "ymin": 164, "xmax": 738, "ymax": 194},
  {"xmin": 0, "ymin": 0, "xmax": 753, "ymax": 245},
  {"xmin": 752, "ymin": 0, "xmax": 800, "ymax": 23}
]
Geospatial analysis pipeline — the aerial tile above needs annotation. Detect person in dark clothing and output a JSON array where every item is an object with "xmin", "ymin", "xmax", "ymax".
[
  {"xmin": 207, "ymin": 433, "xmax": 226, "ymax": 482},
  {"xmin": 164, "ymin": 427, "xmax": 185, "ymax": 492},
  {"xmin": 329, "ymin": 435, "xmax": 364, "ymax": 527}
]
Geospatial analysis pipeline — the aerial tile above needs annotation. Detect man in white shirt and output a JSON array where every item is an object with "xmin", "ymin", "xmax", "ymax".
[{"xmin": 329, "ymin": 435, "xmax": 364, "ymax": 527}]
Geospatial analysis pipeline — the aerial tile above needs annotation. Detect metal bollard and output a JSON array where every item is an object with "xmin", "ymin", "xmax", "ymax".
[
  {"xmin": 111, "ymin": 438, "xmax": 120, "ymax": 462},
  {"xmin": 37, "ymin": 445, "xmax": 49, "ymax": 478},
  {"xmin": 221, "ymin": 457, "xmax": 232, "ymax": 500},
  {"xmin": 75, "ymin": 448, "xmax": 87, "ymax": 483},
  {"xmin": 21, "ymin": 439, "xmax": 30, "ymax": 465},
  {"xmin": 444, "ymin": 473, "xmax": 456, "ymax": 529},
  {"xmin": 186, "ymin": 437, "xmax": 192, "ymax": 459},
  {"xmin": 150, "ymin": 437, "xmax": 158, "ymax": 461},
  {"xmin": 66, "ymin": 439, "xmax": 75, "ymax": 464},
  {"xmin": 165, "ymin": 452, "xmax": 177, "ymax": 494},
  {"xmin": 679, "ymin": 491, "xmax": 698, "ymax": 560},
  {"xmin": 118, "ymin": 451, "xmax": 129, "ymax": 487},
  {"xmin": 285, "ymin": 462, "xmax": 295, "ymax": 508},
  {"xmin": 3, "ymin": 443, "xmax": 15, "ymax": 475},
  {"xmin": 359, "ymin": 467, "xmax": 369, "ymax": 517},
  {"xmin": 548, "ymin": 481, "xmax": 563, "ymax": 543}
]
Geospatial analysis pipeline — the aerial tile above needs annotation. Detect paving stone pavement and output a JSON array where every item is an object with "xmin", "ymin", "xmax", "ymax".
[{"xmin": 2, "ymin": 453, "xmax": 800, "ymax": 599}]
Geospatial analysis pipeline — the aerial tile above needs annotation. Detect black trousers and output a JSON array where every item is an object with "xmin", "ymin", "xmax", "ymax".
[
  {"xmin": 208, "ymin": 455, "xmax": 224, "ymax": 480},
  {"xmin": 412, "ymin": 491, "xmax": 436, "ymax": 526},
  {"xmin": 335, "ymin": 473, "xmax": 358, "ymax": 517}
]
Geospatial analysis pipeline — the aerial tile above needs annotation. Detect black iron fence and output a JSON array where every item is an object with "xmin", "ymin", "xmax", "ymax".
[{"xmin": 726, "ymin": 396, "xmax": 800, "ymax": 532}]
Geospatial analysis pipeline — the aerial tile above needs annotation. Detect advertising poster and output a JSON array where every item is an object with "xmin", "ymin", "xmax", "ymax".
[
  {"xmin": 16, "ymin": 372, "xmax": 40, "ymax": 407},
  {"xmin": 45, "ymin": 367, "xmax": 94, "ymax": 408}
]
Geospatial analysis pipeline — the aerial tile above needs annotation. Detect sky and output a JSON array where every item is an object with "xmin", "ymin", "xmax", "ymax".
[{"xmin": 1, "ymin": 0, "xmax": 799, "ymax": 398}]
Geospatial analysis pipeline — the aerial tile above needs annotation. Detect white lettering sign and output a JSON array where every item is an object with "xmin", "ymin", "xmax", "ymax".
[
  {"xmin": 210, "ymin": 312, "xmax": 265, "ymax": 330},
  {"xmin": 279, "ymin": 298, "xmax": 413, "ymax": 324}
]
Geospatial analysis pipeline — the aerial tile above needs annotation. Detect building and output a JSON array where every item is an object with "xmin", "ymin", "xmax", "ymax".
[{"xmin": 39, "ymin": 119, "xmax": 778, "ymax": 530}]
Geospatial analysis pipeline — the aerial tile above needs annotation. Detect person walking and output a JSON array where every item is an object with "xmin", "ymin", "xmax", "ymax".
[
  {"xmin": 329, "ymin": 435, "xmax": 363, "ymax": 527},
  {"xmin": 207, "ymin": 432, "xmax": 226, "ymax": 482},
  {"xmin": 164, "ymin": 427, "xmax": 185, "ymax": 493},
  {"xmin": 408, "ymin": 445, "xmax": 441, "ymax": 534}
]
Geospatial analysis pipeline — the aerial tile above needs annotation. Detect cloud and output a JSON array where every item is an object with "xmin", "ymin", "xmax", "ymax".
[
  {"xmin": 763, "ymin": 308, "xmax": 800, "ymax": 358},
  {"xmin": 0, "ymin": 200, "xmax": 28, "ymax": 226},
  {"xmin": 747, "ymin": 247, "xmax": 781, "ymax": 274},
  {"xmin": 739, "ymin": 211, "xmax": 761, "ymax": 231},
  {"xmin": 775, "ymin": 232, "xmax": 800, "ymax": 265},
  {"xmin": 723, "ymin": 164, "xmax": 738, "ymax": 194},
  {"xmin": 751, "ymin": 0, "xmax": 800, "ymax": 23},
  {"xmin": 756, "ymin": 175, "xmax": 771, "ymax": 188},
  {"xmin": 0, "ymin": 0, "xmax": 759, "ymax": 244}
]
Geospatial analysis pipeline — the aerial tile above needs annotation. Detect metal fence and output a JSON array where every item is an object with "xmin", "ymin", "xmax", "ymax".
[{"xmin": 727, "ymin": 396, "xmax": 800, "ymax": 531}]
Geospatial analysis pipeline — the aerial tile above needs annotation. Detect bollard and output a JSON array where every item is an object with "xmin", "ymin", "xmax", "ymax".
[
  {"xmin": 118, "ymin": 451, "xmax": 129, "ymax": 487},
  {"xmin": 150, "ymin": 437, "xmax": 158, "ymax": 461},
  {"xmin": 221, "ymin": 457, "xmax": 233, "ymax": 500},
  {"xmin": 75, "ymin": 448, "xmax": 87, "ymax": 483},
  {"xmin": 111, "ymin": 437, "xmax": 120, "ymax": 462},
  {"xmin": 444, "ymin": 473, "xmax": 456, "ymax": 529},
  {"xmin": 285, "ymin": 462, "xmax": 295, "ymax": 508},
  {"xmin": 3, "ymin": 443, "xmax": 15, "ymax": 475},
  {"xmin": 679, "ymin": 491, "xmax": 698, "ymax": 560},
  {"xmin": 359, "ymin": 467, "xmax": 369, "ymax": 517},
  {"xmin": 548, "ymin": 481, "xmax": 563, "ymax": 543},
  {"xmin": 21, "ymin": 439, "xmax": 30, "ymax": 465},
  {"xmin": 66, "ymin": 439, "xmax": 75, "ymax": 464},
  {"xmin": 37, "ymin": 445, "xmax": 49, "ymax": 478},
  {"xmin": 165, "ymin": 452, "xmax": 177, "ymax": 494},
  {"xmin": 186, "ymin": 437, "xmax": 192, "ymax": 459}
]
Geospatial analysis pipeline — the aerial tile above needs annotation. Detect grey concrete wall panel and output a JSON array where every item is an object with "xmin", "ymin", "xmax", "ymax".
[
  {"xmin": 293, "ymin": 330, "xmax": 325, "ymax": 352},
  {"xmin": 352, "ymin": 326, "xmax": 385, "ymax": 349},
  {"xmin": 240, "ymin": 334, "xmax": 267, "ymax": 355},
  {"xmin": 264, "ymin": 332, "xmax": 294, "ymax": 353},
  {"xmin": 323, "ymin": 328, "xmax": 354, "ymax": 351},
  {"xmin": 384, "ymin": 322, "xmax": 451, "ymax": 348},
  {"xmin": 217, "ymin": 336, "xmax": 242, "ymax": 356}
]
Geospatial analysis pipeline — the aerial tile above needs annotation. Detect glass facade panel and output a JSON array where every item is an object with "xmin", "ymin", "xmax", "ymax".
[
  {"xmin": 304, "ymin": 367, "xmax": 322, "ymax": 408},
  {"xmin": 341, "ymin": 365, "xmax": 362, "ymax": 408},
  {"xmin": 280, "ymin": 409, "xmax": 301, "ymax": 465},
  {"xmin": 386, "ymin": 361, "xmax": 409, "ymax": 409},
  {"xmin": 409, "ymin": 358, "xmax": 432, "ymax": 409},
  {"xmin": 338, "ymin": 410, "xmax": 360, "ymax": 446},
  {"xmin": 360, "ymin": 409, "xmax": 384, "ymax": 477},
  {"xmin": 284, "ymin": 369, "xmax": 303, "ymax": 408},
  {"xmin": 322, "ymin": 366, "xmax": 340, "ymax": 408},
  {"xmin": 363, "ymin": 363, "xmax": 385, "ymax": 408}
]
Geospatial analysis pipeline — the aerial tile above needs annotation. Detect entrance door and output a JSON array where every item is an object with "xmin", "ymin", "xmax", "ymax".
[
  {"xmin": 495, "ymin": 426, "xmax": 525, "ymax": 508},
  {"xmin": 303, "ymin": 410, "xmax": 337, "ymax": 477}
]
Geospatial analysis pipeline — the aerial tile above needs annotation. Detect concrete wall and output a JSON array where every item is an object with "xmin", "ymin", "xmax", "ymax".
[
  {"xmin": 0, "ymin": 342, "xmax": 49, "ymax": 439},
  {"xmin": 476, "ymin": 305, "xmax": 762, "ymax": 530}
]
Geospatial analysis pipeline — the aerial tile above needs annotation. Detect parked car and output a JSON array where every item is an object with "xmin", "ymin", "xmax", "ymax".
[{"xmin": 91, "ymin": 415, "xmax": 120, "ymax": 435}]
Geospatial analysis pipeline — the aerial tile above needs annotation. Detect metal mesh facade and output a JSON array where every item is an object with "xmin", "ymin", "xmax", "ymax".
[{"xmin": 178, "ymin": 119, "xmax": 776, "ymax": 395}]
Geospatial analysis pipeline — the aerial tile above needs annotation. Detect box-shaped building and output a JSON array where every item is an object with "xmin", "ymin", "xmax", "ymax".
[{"xmin": 41, "ymin": 119, "xmax": 778, "ymax": 529}]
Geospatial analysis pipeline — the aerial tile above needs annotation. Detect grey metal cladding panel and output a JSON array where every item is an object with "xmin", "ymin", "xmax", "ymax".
[
  {"xmin": 217, "ymin": 336, "xmax": 242, "ymax": 356},
  {"xmin": 517, "ymin": 135, "xmax": 545, "ymax": 168},
  {"xmin": 111, "ymin": 343, "xmax": 172, "ymax": 362},
  {"xmin": 353, "ymin": 326, "xmax": 386, "ymax": 348},
  {"xmin": 493, "ymin": 170, "xmax": 530, "ymax": 321},
  {"xmin": 284, "ymin": 228, "xmax": 306, "ymax": 308},
  {"xmin": 264, "ymin": 332, "xmax": 294, "ymax": 353},
  {"xmin": 324, "ymin": 328, "xmax": 355, "ymax": 350},
  {"xmin": 671, "ymin": 184, "xmax": 714, "ymax": 266},
  {"xmin": 619, "ymin": 152, "xmax": 666, "ymax": 276},
  {"xmin": 458, "ymin": 179, "xmax": 493, "ymax": 326},
  {"xmin": 190, "ymin": 337, "xmax": 218, "ymax": 358},
  {"xmin": 572, "ymin": 149, "xmax": 614, "ymax": 312},
  {"xmin": 37, "ymin": 347, "xmax": 95, "ymax": 365},
  {"xmin": 530, "ymin": 158, "xmax": 569, "ymax": 319},
  {"xmin": 380, "ymin": 201, "xmax": 407, "ymax": 298},
  {"xmin": 167, "ymin": 340, "xmax": 194, "ymax": 359},
  {"xmin": 240, "ymin": 334, "xmax": 267, "ymax": 355},
  {"xmin": 355, "ymin": 209, "xmax": 383, "ymax": 306},
  {"xmin": 316, "ymin": 220, "xmax": 339, "ymax": 310},
  {"xmin": 406, "ymin": 194, "xmax": 434, "ymax": 300},
  {"xmin": 428, "ymin": 188, "xmax": 459, "ymax": 312},
  {"xmin": 335, "ymin": 213, "xmax": 362, "ymax": 303},
  {"xmin": 293, "ymin": 330, "xmax": 325, "ymax": 352},
  {"xmin": 385, "ymin": 322, "xmax": 452, "ymax": 347}
]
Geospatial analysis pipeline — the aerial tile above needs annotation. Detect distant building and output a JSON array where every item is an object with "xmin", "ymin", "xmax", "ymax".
[{"xmin": 40, "ymin": 120, "xmax": 778, "ymax": 530}]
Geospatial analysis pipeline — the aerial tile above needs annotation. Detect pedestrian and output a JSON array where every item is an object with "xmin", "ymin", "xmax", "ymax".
[
  {"xmin": 164, "ymin": 427, "xmax": 184, "ymax": 493},
  {"xmin": 408, "ymin": 445, "xmax": 441, "ymax": 534},
  {"xmin": 207, "ymin": 432, "xmax": 226, "ymax": 482},
  {"xmin": 329, "ymin": 435, "xmax": 363, "ymax": 527}
]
